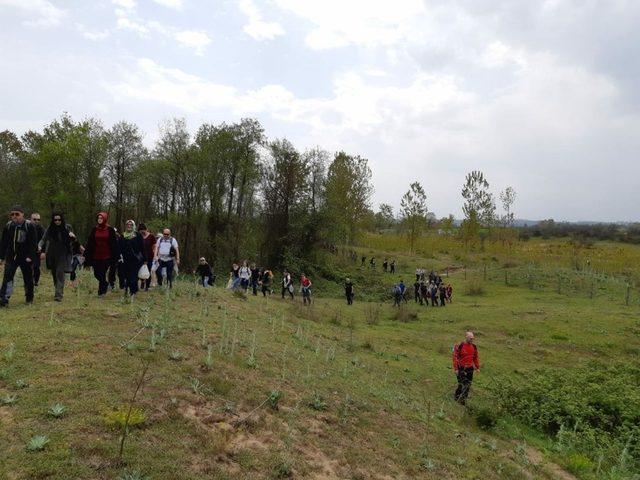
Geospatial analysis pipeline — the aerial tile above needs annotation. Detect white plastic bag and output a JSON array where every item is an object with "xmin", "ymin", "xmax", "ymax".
[
  {"xmin": 138, "ymin": 264, "xmax": 150, "ymax": 280},
  {"xmin": 151, "ymin": 260, "xmax": 159, "ymax": 273}
]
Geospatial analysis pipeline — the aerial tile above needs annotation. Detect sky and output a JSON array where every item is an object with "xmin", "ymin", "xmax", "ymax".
[{"xmin": 1, "ymin": 0, "xmax": 639, "ymax": 222}]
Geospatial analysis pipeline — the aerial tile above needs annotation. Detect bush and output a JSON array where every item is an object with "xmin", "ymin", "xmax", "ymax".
[
  {"xmin": 394, "ymin": 307, "xmax": 418, "ymax": 323},
  {"xmin": 565, "ymin": 453, "xmax": 594, "ymax": 475},
  {"xmin": 365, "ymin": 303, "xmax": 381, "ymax": 325},
  {"xmin": 490, "ymin": 363, "xmax": 640, "ymax": 473},
  {"xmin": 473, "ymin": 407, "xmax": 498, "ymax": 430}
]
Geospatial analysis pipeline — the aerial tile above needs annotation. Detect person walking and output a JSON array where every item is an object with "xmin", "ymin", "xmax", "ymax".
[
  {"xmin": 118, "ymin": 220, "xmax": 144, "ymax": 298},
  {"xmin": 196, "ymin": 257, "xmax": 214, "ymax": 287},
  {"xmin": 300, "ymin": 273, "xmax": 312, "ymax": 306},
  {"xmin": 260, "ymin": 268, "xmax": 273, "ymax": 296},
  {"xmin": 439, "ymin": 283, "xmax": 447, "ymax": 306},
  {"xmin": 38, "ymin": 212, "xmax": 75, "ymax": 302},
  {"xmin": 453, "ymin": 332, "xmax": 480, "ymax": 405},
  {"xmin": 250, "ymin": 263, "xmax": 260, "ymax": 295},
  {"xmin": 138, "ymin": 223, "xmax": 156, "ymax": 291},
  {"xmin": 85, "ymin": 212, "xmax": 119, "ymax": 297},
  {"xmin": 345, "ymin": 278, "xmax": 354, "ymax": 305},
  {"xmin": 446, "ymin": 283, "xmax": 453, "ymax": 303},
  {"xmin": 390, "ymin": 259, "xmax": 396, "ymax": 274},
  {"xmin": 30, "ymin": 212, "xmax": 45, "ymax": 287},
  {"xmin": 393, "ymin": 280, "xmax": 405, "ymax": 307},
  {"xmin": 0, "ymin": 205, "xmax": 37, "ymax": 306},
  {"xmin": 361, "ymin": 256, "xmax": 366, "ymax": 267},
  {"xmin": 238, "ymin": 260, "xmax": 251, "ymax": 292},
  {"xmin": 382, "ymin": 259, "xmax": 388, "ymax": 273},
  {"xmin": 281, "ymin": 270, "xmax": 294, "ymax": 299},
  {"xmin": 154, "ymin": 228, "xmax": 179, "ymax": 288}
]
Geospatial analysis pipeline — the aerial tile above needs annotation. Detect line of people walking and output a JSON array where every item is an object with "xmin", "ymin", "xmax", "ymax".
[{"xmin": 0, "ymin": 207, "xmax": 180, "ymax": 306}]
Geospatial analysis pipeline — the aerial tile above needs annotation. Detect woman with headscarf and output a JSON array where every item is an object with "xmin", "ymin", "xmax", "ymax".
[
  {"xmin": 84, "ymin": 212, "xmax": 119, "ymax": 297},
  {"xmin": 37, "ymin": 212, "xmax": 74, "ymax": 302},
  {"xmin": 117, "ymin": 219, "xmax": 144, "ymax": 298}
]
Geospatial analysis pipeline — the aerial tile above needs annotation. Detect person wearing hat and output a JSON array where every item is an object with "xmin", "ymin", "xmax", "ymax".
[
  {"xmin": 452, "ymin": 331, "xmax": 481, "ymax": 405},
  {"xmin": 0, "ymin": 205, "xmax": 38, "ymax": 306}
]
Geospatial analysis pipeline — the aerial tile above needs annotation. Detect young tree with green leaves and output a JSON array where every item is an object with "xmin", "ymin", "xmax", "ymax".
[
  {"xmin": 324, "ymin": 152, "xmax": 373, "ymax": 245},
  {"xmin": 461, "ymin": 170, "xmax": 495, "ymax": 245},
  {"xmin": 400, "ymin": 182, "xmax": 428, "ymax": 252}
]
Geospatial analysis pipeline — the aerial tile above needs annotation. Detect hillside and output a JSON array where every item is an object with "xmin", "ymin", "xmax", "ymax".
[{"xmin": 0, "ymin": 240, "xmax": 639, "ymax": 479}]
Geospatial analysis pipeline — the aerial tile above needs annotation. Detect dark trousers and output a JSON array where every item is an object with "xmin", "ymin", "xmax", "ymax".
[
  {"xmin": 281, "ymin": 286, "xmax": 293, "ymax": 299},
  {"xmin": 440, "ymin": 295, "xmax": 446, "ymax": 306},
  {"xmin": 32, "ymin": 255, "xmax": 42, "ymax": 286},
  {"xmin": 262, "ymin": 284, "xmax": 271, "ymax": 297},
  {"xmin": 431, "ymin": 295, "xmax": 437, "ymax": 306},
  {"xmin": 156, "ymin": 259, "xmax": 174, "ymax": 288},
  {"xmin": 50, "ymin": 258, "xmax": 66, "ymax": 300},
  {"xmin": 454, "ymin": 367, "xmax": 474, "ymax": 404},
  {"xmin": 346, "ymin": 292, "xmax": 353, "ymax": 305},
  {"xmin": 123, "ymin": 262, "xmax": 140, "ymax": 295},
  {"xmin": 251, "ymin": 280, "xmax": 258, "ymax": 295},
  {"xmin": 107, "ymin": 261, "xmax": 117, "ymax": 288},
  {"xmin": 0, "ymin": 259, "xmax": 34, "ymax": 303},
  {"xmin": 93, "ymin": 259, "xmax": 111, "ymax": 295}
]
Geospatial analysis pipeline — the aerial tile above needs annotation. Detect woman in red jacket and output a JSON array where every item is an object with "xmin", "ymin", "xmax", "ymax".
[
  {"xmin": 84, "ymin": 212, "xmax": 119, "ymax": 297},
  {"xmin": 452, "ymin": 331, "xmax": 480, "ymax": 405}
]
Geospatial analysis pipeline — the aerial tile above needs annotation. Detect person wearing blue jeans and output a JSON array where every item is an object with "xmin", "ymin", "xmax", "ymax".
[{"xmin": 154, "ymin": 228, "xmax": 179, "ymax": 289}]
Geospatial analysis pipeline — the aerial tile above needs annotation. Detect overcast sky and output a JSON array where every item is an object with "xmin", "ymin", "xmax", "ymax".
[{"xmin": 1, "ymin": 0, "xmax": 639, "ymax": 222}]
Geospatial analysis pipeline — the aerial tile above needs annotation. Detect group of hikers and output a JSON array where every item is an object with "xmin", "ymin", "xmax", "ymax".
[
  {"xmin": 392, "ymin": 269, "xmax": 453, "ymax": 307},
  {"xmin": 222, "ymin": 261, "xmax": 314, "ymax": 305},
  {"xmin": 0, "ymin": 205, "xmax": 480, "ymax": 404},
  {"xmin": 0, "ymin": 207, "xmax": 180, "ymax": 306},
  {"xmin": 353, "ymin": 253, "xmax": 397, "ymax": 274}
]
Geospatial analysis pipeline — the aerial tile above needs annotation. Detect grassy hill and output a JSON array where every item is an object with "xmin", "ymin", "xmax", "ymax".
[{"xmin": 0, "ymin": 238, "xmax": 639, "ymax": 479}]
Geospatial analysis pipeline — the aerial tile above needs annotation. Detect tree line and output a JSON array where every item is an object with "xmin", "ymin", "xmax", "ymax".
[{"xmin": 0, "ymin": 115, "xmax": 373, "ymax": 269}]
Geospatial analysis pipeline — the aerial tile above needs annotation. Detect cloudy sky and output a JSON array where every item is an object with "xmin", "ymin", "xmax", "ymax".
[{"xmin": 1, "ymin": 0, "xmax": 639, "ymax": 221}]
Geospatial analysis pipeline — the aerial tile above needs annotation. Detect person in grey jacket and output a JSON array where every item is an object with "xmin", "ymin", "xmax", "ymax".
[{"xmin": 38, "ymin": 212, "xmax": 75, "ymax": 302}]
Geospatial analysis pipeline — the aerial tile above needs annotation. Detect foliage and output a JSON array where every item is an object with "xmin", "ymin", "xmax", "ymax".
[
  {"xmin": 400, "ymin": 181, "xmax": 428, "ymax": 252},
  {"xmin": 104, "ymin": 407, "xmax": 146, "ymax": 429},
  {"xmin": 47, "ymin": 403, "xmax": 68, "ymax": 418},
  {"xmin": 26, "ymin": 435, "xmax": 50, "ymax": 452},
  {"xmin": 491, "ymin": 364, "xmax": 640, "ymax": 472}
]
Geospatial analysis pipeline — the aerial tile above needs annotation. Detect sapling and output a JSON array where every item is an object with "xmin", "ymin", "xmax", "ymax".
[
  {"xmin": 148, "ymin": 328, "xmax": 157, "ymax": 352},
  {"xmin": 190, "ymin": 377, "xmax": 206, "ymax": 396},
  {"xmin": 203, "ymin": 344, "xmax": 213, "ymax": 370},
  {"xmin": 117, "ymin": 360, "xmax": 150, "ymax": 463}
]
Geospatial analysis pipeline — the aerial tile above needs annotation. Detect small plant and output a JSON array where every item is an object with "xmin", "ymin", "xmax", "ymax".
[
  {"xmin": 393, "ymin": 307, "xmax": 418, "ymax": 323},
  {"xmin": 565, "ymin": 453, "xmax": 594, "ymax": 475},
  {"xmin": 190, "ymin": 377, "xmax": 207, "ymax": 396},
  {"xmin": 464, "ymin": 279, "xmax": 485, "ymax": 296},
  {"xmin": 104, "ymin": 407, "xmax": 146, "ymax": 428},
  {"xmin": 15, "ymin": 379, "xmax": 28, "ymax": 389},
  {"xmin": 309, "ymin": 393, "xmax": 328, "ymax": 411},
  {"xmin": 3, "ymin": 343, "xmax": 15, "ymax": 362},
  {"xmin": 268, "ymin": 390, "xmax": 282, "ymax": 410},
  {"xmin": 118, "ymin": 470, "xmax": 149, "ymax": 480},
  {"xmin": 473, "ymin": 406, "xmax": 498, "ymax": 430},
  {"xmin": 169, "ymin": 350, "xmax": 183, "ymax": 361},
  {"xmin": 26, "ymin": 435, "xmax": 49, "ymax": 452},
  {"xmin": 364, "ymin": 303, "xmax": 381, "ymax": 325},
  {"xmin": 203, "ymin": 344, "xmax": 213, "ymax": 370},
  {"xmin": 1, "ymin": 393, "xmax": 18, "ymax": 405},
  {"xmin": 48, "ymin": 403, "xmax": 68, "ymax": 418}
]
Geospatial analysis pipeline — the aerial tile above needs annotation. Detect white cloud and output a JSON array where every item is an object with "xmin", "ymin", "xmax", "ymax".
[
  {"xmin": 112, "ymin": 0, "xmax": 136, "ymax": 11},
  {"xmin": 113, "ymin": 11, "xmax": 212, "ymax": 55},
  {"xmin": 173, "ymin": 30, "xmax": 211, "ymax": 56},
  {"xmin": 238, "ymin": 0, "xmax": 285, "ymax": 41},
  {"xmin": 0, "ymin": 0, "xmax": 66, "ymax": 27},
  {"xmin": 151, "ymin": 0, "xmax": 183, "ymax": 8},
  {"xmin": 75, "ymin": 23, "xmax": 110, "ymax": 41},
  {"xmin": 273, "ymin": 0, "xmax": 424, "ymax": 49}
]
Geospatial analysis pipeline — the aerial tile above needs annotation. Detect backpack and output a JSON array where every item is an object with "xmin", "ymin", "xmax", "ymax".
[{"xmin": 159, "ymin": 236, "xmax": 176, "ymax": 257}]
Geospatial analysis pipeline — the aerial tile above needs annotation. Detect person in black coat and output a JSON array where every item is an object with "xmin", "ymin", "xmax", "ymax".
[
  {"xmin": 84, "ymin": 211, "xmax": 119, "ymax": 296},
  {"xmin": 0, "ymin": 205, "xmax": 38, "ymax": 306},
  {"xmin": 38, "ymin": 212, "xmax": 75, "ymax": 302},
  {"xmin": 117, "ymin": 220, "xmax": 144, "ymax": 297},
  {"xmin": 30, "ymin": 212, "xmax": 45, "ymax": 286}
]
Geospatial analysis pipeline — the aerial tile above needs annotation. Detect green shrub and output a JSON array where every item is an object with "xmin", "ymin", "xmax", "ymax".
[
  {"xmin": 565, "ymin": 453, "xmax": 594, "ymax": 475},
  {"xmin": 473, "ymin": 407, "xmax": 498, "ymax": 430}
]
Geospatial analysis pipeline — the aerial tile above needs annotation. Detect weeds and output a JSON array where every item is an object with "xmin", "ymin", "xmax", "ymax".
[
  {"xmin": 48, "ymin": 403, "xmax": 68, "ymax": 418},
  {"xmin": 26, "ymin": 435, "xmax": 50, "ymax": 452}
]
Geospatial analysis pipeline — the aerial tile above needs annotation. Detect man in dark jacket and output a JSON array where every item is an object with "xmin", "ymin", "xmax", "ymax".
[
  {"xmin": 30, "ymin": 212, "xmax": 45, "ymax": 286},
  {"xmin": 452, "ymin": 331, "xmax": 481, "ymax": 405},
  {"xmin": 0, "ymin": 205, "xmax": 38, "ymax": 306}
]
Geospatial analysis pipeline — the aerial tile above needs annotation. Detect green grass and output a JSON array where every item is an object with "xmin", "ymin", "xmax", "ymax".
[{"xmin": 0, "ymin": 240, "xmax": 639, "ymax": 479}]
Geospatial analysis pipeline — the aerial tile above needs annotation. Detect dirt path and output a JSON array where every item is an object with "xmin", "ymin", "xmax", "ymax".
[{"xmin": 526, "ymin": 446, "xmax": 578, "ymax": 480}]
